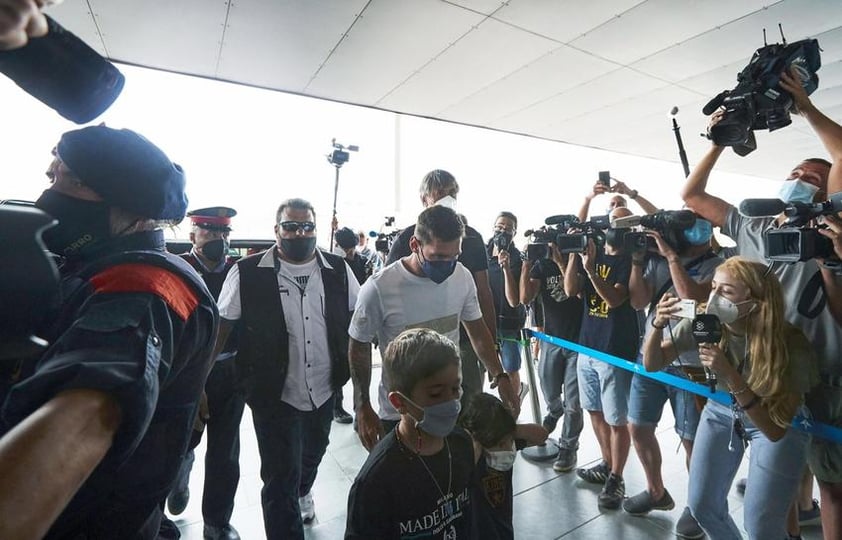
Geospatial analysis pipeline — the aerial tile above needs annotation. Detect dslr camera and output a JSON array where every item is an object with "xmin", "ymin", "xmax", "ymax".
[{"xmin": 703, "ymin": 30, "xmax": 821, "ymax": 156}]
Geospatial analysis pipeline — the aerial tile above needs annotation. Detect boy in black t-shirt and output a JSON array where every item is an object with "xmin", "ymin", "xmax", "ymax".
[{"xmin": 345, "ymin": 329, "xmax": 478, "ymax": 540}]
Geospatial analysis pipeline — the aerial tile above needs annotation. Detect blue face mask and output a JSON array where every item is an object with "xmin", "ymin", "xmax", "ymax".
[
  {"xmin": 778, "ymin": 179, "xmax": 819, "ymax": 204},
  {"xmin": 400, "ymin": 393, "xmax": 462, "ymax": 437},
  {"xmin": 683, "ymin": 218, "xmax": 713, "ymax": 246},
  {"xmin": 416, "ymin": 250, "xmax": 458, "ymax": 284}
]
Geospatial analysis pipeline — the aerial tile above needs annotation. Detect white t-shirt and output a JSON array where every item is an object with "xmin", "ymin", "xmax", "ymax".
[
  {"xmin": 218, "ymin": 248, "xmax": 360, "ymax": 411},
  {"xmin": 348, "ymin": 259, "xmax": 482, "ymax": 420}
]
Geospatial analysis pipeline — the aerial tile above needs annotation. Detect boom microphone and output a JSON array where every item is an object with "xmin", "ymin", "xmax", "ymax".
[
  {"xmin": 544, "ymin": 214, "xmax": 579, "ymax": 226},
  {"xmin": 739, "ymin": 198, "xmax": 787, "ymax": 217}
]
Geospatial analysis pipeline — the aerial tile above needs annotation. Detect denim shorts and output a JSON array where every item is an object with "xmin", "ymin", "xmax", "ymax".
[
  {"xmin": 627, "ymin": 366, "xmax": 701, "ymax": 440},
  {"xmin": 499, "ymin": 329, "xmax": 522, "ymax": 372},
  {"xmin": 577, "ymin": 353, "xmax": 632, "ymax": 426}
]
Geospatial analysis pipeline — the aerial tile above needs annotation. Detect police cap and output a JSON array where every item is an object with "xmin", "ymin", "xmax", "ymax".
[
  {"xmin": 187, "ymin": 207, "xmax": 237, "ymax": 232},
  {"xmin": 57, "ymin": 126, "xmax": 188, "ymax": 220}
]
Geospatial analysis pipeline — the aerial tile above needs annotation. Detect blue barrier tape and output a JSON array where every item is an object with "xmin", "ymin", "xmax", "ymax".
[{"xmin": 527, "ymin": 329, "xmax": 842, "ymax": 444}]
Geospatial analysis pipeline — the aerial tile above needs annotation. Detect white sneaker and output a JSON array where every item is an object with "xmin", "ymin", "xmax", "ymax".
[{"xmin": 299, "ymin": 492, "xmax": 315, "ymax": 523}]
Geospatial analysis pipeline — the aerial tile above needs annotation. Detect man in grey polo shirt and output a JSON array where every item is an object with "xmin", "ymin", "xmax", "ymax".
[{"xmin": 681, "ymin": 67, "xmax": 842, "ymax": 539}]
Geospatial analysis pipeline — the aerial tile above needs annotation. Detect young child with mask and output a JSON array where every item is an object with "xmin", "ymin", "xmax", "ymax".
[
  {"xmin": 345, "ymin": 328, "xmax": 478, "ymax": 539},
  {"xmin": 459, "ymin": 393, "xmax": 548, "ymax": 540}
]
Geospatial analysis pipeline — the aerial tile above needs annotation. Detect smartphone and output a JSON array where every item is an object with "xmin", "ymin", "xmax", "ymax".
[
  {"xmin": 675, "ymin": 299, "xmax": 697, "ymax": 320},
  {"xmin": 598, "ymin": 171, "xmax": 611, "ymax": 187}
]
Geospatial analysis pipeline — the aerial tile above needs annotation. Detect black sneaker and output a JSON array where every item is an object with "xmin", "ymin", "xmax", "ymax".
[
  {"xmin": 552, "ymin": 447, "xmax": 577, "ymax": 472},
  {"xmin": 597, "ymin": 473, "xmax": 625, "ymax": 510},
  {"xmin": 675, "ymin": 507, "xmax": 705, "ymax": 539},
  {"xmin": 542, "ymin": 412, "xmax": 560, "ymax": 433},
  {"xmin": 576, "ymin": 460, "xmax": 610, "ymax": 484},
  {"xmin": 622, "ymin": 489, "xmax": 675, "ymax": 516}
]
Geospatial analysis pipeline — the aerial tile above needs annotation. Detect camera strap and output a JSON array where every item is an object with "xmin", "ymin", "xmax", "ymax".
[{"xmin": 647, "ymin": 251, "xmax": 717, "ymax": 316}]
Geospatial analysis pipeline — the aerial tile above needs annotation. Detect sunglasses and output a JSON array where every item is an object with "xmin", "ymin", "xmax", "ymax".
[{"xmin": 279, "ymin": 221, "xmax": 316, "ymax": 233}]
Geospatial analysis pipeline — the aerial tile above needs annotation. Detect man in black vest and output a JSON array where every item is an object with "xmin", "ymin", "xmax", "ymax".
[
  {"xmin": 213, "ymin": 198, "xmax": 360, "ymax": 540},
  {"xmin": 166, "ymin": 207, "xmax": 244, "ymax": 540}
]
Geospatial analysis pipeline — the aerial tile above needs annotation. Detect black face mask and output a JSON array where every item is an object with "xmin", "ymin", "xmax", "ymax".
[
  {"xmin": 280, "ymin": 236, "xmax": 317, "ymax": 262},
  {"xmin": 200, "ymin": 238, "xmax": 229, "ymax": 262},
  {"xmin": 35, "ymin": 189, "xmax": 111, "ymax": 257}
]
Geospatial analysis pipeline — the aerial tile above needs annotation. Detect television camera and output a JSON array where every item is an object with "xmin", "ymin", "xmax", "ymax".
[
  {"xmin": 739, "ymin": 192, "xmax": 842, "ymax": 265},
  {"xmin": 703, "ymin": 26, "xmax": 821, "ymax": 156},
  {"xmin": 609, "ymin": 210, "xmax": 697, "ymax": 254},
  {"xmin": 523, "ymin": 214, "xmax": 611, "ymax": 260}
]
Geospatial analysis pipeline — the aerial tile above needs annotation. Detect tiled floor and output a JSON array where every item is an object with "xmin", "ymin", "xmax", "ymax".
[{"xmin": 172, "ymin": 356, "xmax": 824, "ymax": 539}]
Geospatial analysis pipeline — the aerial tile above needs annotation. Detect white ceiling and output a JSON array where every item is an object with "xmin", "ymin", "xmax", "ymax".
[{"xmin": 46, "ymin": 0, "xmax": 842, "ymax": 180}]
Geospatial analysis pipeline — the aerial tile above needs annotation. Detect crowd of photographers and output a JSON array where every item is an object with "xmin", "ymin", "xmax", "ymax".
[{"xmin": 3, "ymin": 3, "xmax": 842, "ymax": 540}]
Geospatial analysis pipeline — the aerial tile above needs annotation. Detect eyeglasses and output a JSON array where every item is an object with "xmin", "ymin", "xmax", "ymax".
[{"xmin": 279, "ymin": 221, "xmax": 316, "ymax": 233}]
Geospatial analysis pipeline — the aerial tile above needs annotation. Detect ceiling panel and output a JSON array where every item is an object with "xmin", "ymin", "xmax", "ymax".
[
  {"xmin": 492, "ymin": 68, "xmax": 667, "ymax": 133},
  {"xmin": 42, "ymin": 0, "xmax": 842, "ymax": 180},
  {"xmin": 88, "ymin": 0, "xmax": 229, "ymax": 76},
  {"xmin": 307, "ymin": 0, "xmax": 485, "ymax": 103},
  {"xmin": 217, "ymin": 0, "xmax": 367, "ymax": 92},
  {"xmin": 438, "ymin": 45, "xmax": 618, "ymax": 124},
  {"xmin": 631, "ymin": 0, "xmax": 842, "ymax": 83},
  {"xmin": 378, "ymin": 16, "xmax": 559, "ymax": 114},
  {"xmin": 568, "ymin": 0, "xmax": 771, "ymax": 65},
  {"xmin": 492, "ymin": 0, "xmax": 647, "ymax": 44}
]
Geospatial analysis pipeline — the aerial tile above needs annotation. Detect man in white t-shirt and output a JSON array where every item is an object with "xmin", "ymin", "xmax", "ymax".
[
  {"xmin": 349, "ymin": 205, "xmax": 519, "ymax": 451},
  {"xmin": 213, "ymin": 198, "xmax": 360, "ymax": 540}
]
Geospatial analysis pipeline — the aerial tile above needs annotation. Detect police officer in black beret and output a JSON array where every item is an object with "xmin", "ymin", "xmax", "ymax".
[
  {"xmin": 167, "ymin": 206, "xmax": 244, "ymax": 540},
  {"xmin": 0, "ymin": 126, "xmax": 218, "ymax": 539}
]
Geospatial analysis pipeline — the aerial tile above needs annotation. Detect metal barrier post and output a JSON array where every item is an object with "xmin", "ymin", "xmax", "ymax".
[{"xmin": 519, "ymin": 327, "xmax": 558, "ymax": 461}]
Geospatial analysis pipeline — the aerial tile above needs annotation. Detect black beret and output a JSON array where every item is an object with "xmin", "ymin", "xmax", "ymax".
[
  {"xmin": 57, "ymin": 126, "xmax": 187, "ymax": 220},
  {"xmin": 335, "ymin": 227, "xmax": 358, "ymax": 249}
]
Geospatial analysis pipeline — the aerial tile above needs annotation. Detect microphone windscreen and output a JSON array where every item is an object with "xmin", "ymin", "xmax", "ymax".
[{"xmin": 739, "ymin": 199, "xmax": 786, "ymax": 217}]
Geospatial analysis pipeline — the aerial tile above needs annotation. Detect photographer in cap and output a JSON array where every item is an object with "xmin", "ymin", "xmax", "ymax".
[
  {"xmin": 681, "ymin": 66, "xmax": 842, "ymax": 538},
  {"xmin": 0, "ymin": 126, "xmax": 218, "ymax": 539}
]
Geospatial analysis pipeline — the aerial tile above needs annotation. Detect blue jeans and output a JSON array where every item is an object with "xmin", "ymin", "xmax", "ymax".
[
  {"xmin": 499, "ymin": 329, "xmax": 523, "ymax": 372},
  {"xmin": 539, "ymin": 342, "xmax": 583, "ymax": 450},
  {"xmin": 688, "ymin": 401, "xmax": 808, "ymax": 540},
  {"xmin": 251, "ymin": 395, "xmax": 334, "ymax": 540}
]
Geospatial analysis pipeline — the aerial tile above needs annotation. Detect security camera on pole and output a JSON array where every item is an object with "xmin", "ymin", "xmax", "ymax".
[{"xmin": 326, "ymin": 138, "xmax": 359, "ymax": 251}]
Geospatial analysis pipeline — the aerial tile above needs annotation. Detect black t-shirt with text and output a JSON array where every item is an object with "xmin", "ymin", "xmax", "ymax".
[
  {"xmin": 345, "ymin": 429, "xmax": 475, "ymax": 540},
  {"xmin": 577, "ymin": 251, "xmax": 639, "ymax": 360},
  {"xmin": 529, "ymin": 258, "xmax": 583, "ymax": 342}
]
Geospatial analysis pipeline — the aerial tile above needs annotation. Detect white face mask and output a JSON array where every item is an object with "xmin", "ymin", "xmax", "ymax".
[
  {"xmin": 434, "ymin": 195, "xmax": 458, "ymax": 210},
  {"xmin": 485, "ymin": 441, "xmax": 517, "ymax": 471},
  {"xmin": 705, "ymin": 293, "xmax": 754, "ymax": 324},
  {"xmin": 778, "ymin": 179, "xmax": 819, "ymax": 204}
]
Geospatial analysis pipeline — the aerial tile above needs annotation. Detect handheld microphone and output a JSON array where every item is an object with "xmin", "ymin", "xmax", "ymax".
[
  {"xmin": 706, "ymin": 369, "xmax": 717, "ymax": 393},
  {"xmin": 669, "ymin": 106, "xmax": 679, "ymax": 117},
  {"xmin": 739, "ymin": 199, "xmax": 786, "ymax": 217}
]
